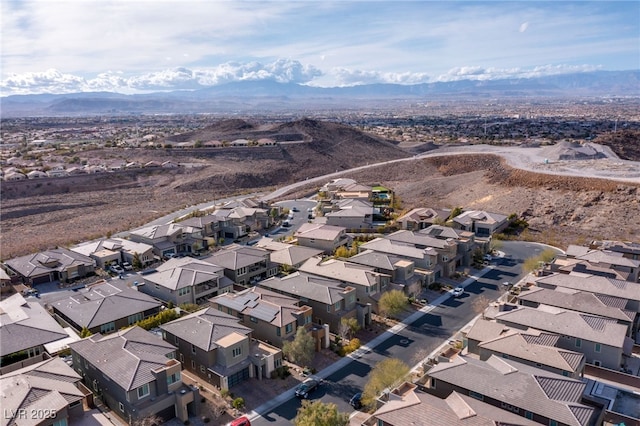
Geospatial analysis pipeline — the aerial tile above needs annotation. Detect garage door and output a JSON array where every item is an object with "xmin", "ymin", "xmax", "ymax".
[
  {"xmin": 154, "ymin": 405, "xmax": 176, "ymax": 423},
  {"xmin": 227, "ymin": 367, "xmax": 250, "ymax": 388},
  {"xmin": 32, "ymin": 274, "xmax": 51, "ymax": 285}
]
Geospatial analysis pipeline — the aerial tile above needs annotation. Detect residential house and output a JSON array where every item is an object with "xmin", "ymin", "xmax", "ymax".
[
  {"xmin": 0, "ymin": 357, "xmax": 92, "ymax": 426},
  {"xmin": 533, "ymin": 273, "xmax": 640, "ymax": 313},
  {"xmin": 517, "ymin": 287, "xmax": 637, "ymax": 338},
  {"xmin": 202, "ymin": 245, "xmax": 279, "ymax": 286},
  {"xmin": 214, "ymin": 203, "xmax": 273, "ymax": 233},
  {"xmin": 450, "ymin": 210, "xmax": 509, "ymax": 238},
  {"xmin": 319, "ymin": 178, "xmax": 358, "ymax": 195},
  {"xmin": 558, "ymin": 245, "xmax": 640, "ymax": 282},
  {"xmin": 294, "ymin": 223, "xmax": 350, "ymax": 254},
  {"xmin": 159, "ymin": 308, "xmax": 282, "ymax": 390},
  {"xmin": 363, "ymin": 382, "xmax": 540, "ymax": 426},
  {"xmin": 210, "ymin": 286, "xmax": 317, "ymax": 348},
  {"xmin": 334, "ymin": 182, "xmax": 372, "ymax": 201},
  {"xmin": 384, "ymin": 230, "xmax": 459, "ymax": 277},
  {"xmin": 128, "ymin": 223, "xmax": 207, "ymax": 258},
  {"xmin": 419, "ymin": 225, "xmax": 480, "ymax": 267},
  {"xmin": 422, "ymin": 355, "xmax": 599, "ymax": 426},
  {"xmin": 51, "ymin": 280, "xmax": 163, "ymax": 335},
  {"xmin": 347, "ymin": 250, "xmax": 423, "ymax": 297},
  {"xmin": 493, "ymin": 305, "xmax": 633, "ymax": 370},
  {"xmin": 0, "ymin": 294, "xmax": 70, "ymax": 374},
  {"xmin": 255, "ymin": 237, "xmax": 324, "ymax": 270},
  {"xmin": 70, "ymin": 326, "xmax": 199, "ymax": 424},
  {"xmin": 324, "ymin": 199, "xmax": 374, "ymax": 230},
  {"xmin": 465, "ymin": 319, "xmax": 585, "ymax": 379},
  {"xmin": 4, "ymin": 248, "xmax": 95, "ymax": 286},
  {"xmin": 591, "ymin": 240, "xmax": 640, "ymax": 261},
  {"xmin": 396, "ymin": 207, "xmax": 452, "ymax": 231},
  {"xmin": 369, "ymin": 185, "xmax": 394, "ymax": 210},
  {"xmin": 258, "ymin": 272, "xmax": 361, "ymax": 332},
  {"xmin": 177, "ymin": 214, "xmax": 222, "ymax": 241},
  {"xmin": 298, "ymin": 256, "xmax": 391, "ymax": 313},
  {"xmin": 1, "ymin": 268, "xmax": 12, "ymax": 295},
  {"xmin": 71, "ymin": 237, "xmax": 155, "ymax": 269},
  {"xmin": 140, "ymin": 257, "xmax": 233, "ymax": 305}
]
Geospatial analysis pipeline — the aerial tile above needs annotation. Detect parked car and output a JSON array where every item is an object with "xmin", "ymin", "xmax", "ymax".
[
  {"xmin": 295, "ymin": 377, "xmax": 320, "ymax": 399},
  {"xmin": 292, "ymin": 207, "xmax": 300, "ymax": 212},
  {"xmin": 23, "ymin": 288, "xmax": 40, "ymax": 298},
  {"xmin": 349, "ymin": 392, "xmax": 363, "ymax": 409},
  {"xmin": 122, "ymin": 262, "xmax": 133, "ymax": 271},
  {"xmin": 451, "ymin": 287, "xmax": 464, "ymax": 297},
  {"xmin": 502, "ymin": 281, "xmax": 512, "ymax": 288},
  {"xmin": 282, "ymin": 220, "xmax": 291, "ymax": 227},
  {"xmin": 230, "ymin": 416, "xmax": 251, "ymax": 426},
  {"xmin": 109, "ymin": 264, "xmax": 125, "ymax": 274}
]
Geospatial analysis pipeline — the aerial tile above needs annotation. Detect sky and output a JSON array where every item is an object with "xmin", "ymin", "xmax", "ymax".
[{"xmin": 1, "ymin": 0, "xmax": 638, "ymax": 95}]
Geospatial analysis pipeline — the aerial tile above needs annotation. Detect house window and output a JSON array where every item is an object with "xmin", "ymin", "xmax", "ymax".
[
  {"xmin": 525, "ymin": 411, "xmax": 533, "ymax": 420},
  {"xmin": 200, "ymin": 365, "xmax": 205, "ymax": 373},
  {"xmin": 594, "ymin": 360, "xmax": 601, "ymax": 367},
  {"xmin": 218, "ymin": 304, "xmax": 225, "ymax": 312},
  {"xmin": 128, "ymin": 312, "xmax": 143, "ymax": 325},
  {"xmin": 191, "ymin": 360, "xmax": 195, "ymax": 369},
  {"xmin": 334, "ymin": 301, "xmax": 341, "ymax": 311},
  {"xmin": 549, "ymin": 421, "xmax": 557, "ymax": 426},
  {"xmin": 304, "ymin": 316, "xmax": 311, "ymax": 325},
  {"xmin": 237, "ymin": 267, "xmax": 247, "ymax": 276},
  {"xmin": 174, "ymin": 335, "xmax": 179, "ymax": 344},
  {"xmin": 575, "ymin": 338, "xmax": 582, "ymax": 348},
  {"xmin": 179, "ymin": 353, "xmax": 184, "ymax": 362},
  {"xmin": 595, "ymin": 343, "xmax": 601, "ymax": 353},
  {"xmin": 275, "ymin": 358, "xmax": 282, "ymax": 368},
  {"xmin": 430, "ymin": 377, "xmax": 436, "ymax": 389},
  {"xmin": 469, "ymin": 391, "xmax": 484, "ymax": 401},
  {"xmin": 285, "ymin": 323, "xmax": 293, "ymax": 334},
  {"xmin": 100, "ymin": 322, "xmax": 116, "ymax": 334},
  {"xmin": 500, "ymin": 402, "xmax": 519, "ymax": 413},
  {"xmin": 191, "ymin": 344, "xmax": 196, "ymax": 354},
  {"xmin": 562, "ymin": 371, "xmax": 569, "ymax": 377},
  {"xmin": 326, "ymin": 305, "xmax": 331, "ymax": 312},
  {"xmin": 52, "ymin": 420, "xmax": 68, "ymax": 426},
  {"xmin": 178, "ymin": 287, "xmax": 191, "ymax": 296},
  {"xmin": 250, "ymin": 316, "xmax": 258, "ymax": 323},
  {"xmin": 377, "ymin": 420, "xmax": 383, "ymax": 426},
  {"xmin": 232, "ymin": 347, "xmax": 242, "ymax": 358},
  {"xmin": 276, "ymin": 328, "xmax": 281, "ymax": 337},
  {"xmin": 93, "ymin": 380, "xmax": 99, "ymax": 392},
  {"xmin": 137, "ymin": 383, "xmax": 150, "ymax": 399},
  {"xmin": 119, "ymin": 402, "xmax": 125, "ymax": 413},
  {"xmin": 167, "ymin": 372, "xmax": 181, "ymax": 385},
  {"xmin": 227, "ymin": 308, "xmax": 233, "ymax": 315}
]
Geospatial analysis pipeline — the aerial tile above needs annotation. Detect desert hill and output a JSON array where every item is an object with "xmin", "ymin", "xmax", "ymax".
[{"xmin": 1, "ymin": 119, "xmax": 638, "ymax": 259}]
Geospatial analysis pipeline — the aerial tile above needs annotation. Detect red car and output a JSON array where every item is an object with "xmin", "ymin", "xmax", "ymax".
[{"xmin": 230, "ymin": 416, "xmax": 251, "ymax": 426}]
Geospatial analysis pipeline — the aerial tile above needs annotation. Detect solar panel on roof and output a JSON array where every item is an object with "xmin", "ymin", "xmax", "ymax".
[{"xmin": 250, "ymin": 304, "xmax": 279, "ymax": 323}]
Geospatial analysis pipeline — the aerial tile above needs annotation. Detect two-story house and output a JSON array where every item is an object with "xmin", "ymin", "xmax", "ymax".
[
  {"xmin": 396, "ymin": 207, "xmax": 452, "ymax": 231},
  {"xmin": 140, "ymin": 257, "xmax": 233, "ymax": 305},
  {"xmin": 258, "ymin": 272, "xmax": 361, "ymax": 332},
  {"xmin": 557, "ymin": 245, "xmax": 640, "ymax": 282},
  {"xmin": 0, "ymin": 357, "xmax": 92, "ymax": 426},
  {"xmin": 493, "ymin": 306, "xmax": 633, "ymax": 370},
  {"xmin": 255, "ymin": 238, "xmax": 324, "ymax": 270},
  {"xmin": 210, "ymin": 287, "xmax": 316, "ymax": 348},
  {"xmin": 128, "ymin": 223, "xmax": 207, "ymax": 258},
  {"xmin": 347, "ymin": 250, "xmax": 422, "ymax": 297},
  {"xmin": 422, "ymin": 355, "xmax": 598, "ymax": 426},
  {"xmin": 294, "ymin": 223, "xmax": 350, "ymax": 254},
  {"xmin": 449, "ymin": 210, "xmax": 509, "ymax": 238},
  {"xmin": 51, "ymin": 280, "xmax": 163, "ymax": 335},
  {"xmin": 69, "ymin": 326, "xmax": 199, "ymax": 424},
  {"xmin": 386, "ymin": 230, "xmax": 459, "ymax": 277},
  {"xmin": 160, "ymin": 308, "xmax": 282, "ymax": 390},
  {"xmin": 419, "ymin": 225, "xmax": 480, "ymax": 268},
  {"xmin": 4, "ymin": 248, "xmax": 96, "ymax": 286},
  {"xmin": 324, "ymin": 199, "xmax": 374, "ymax": 230},
  {"xmin": 0, "ymin": 293, "xmax": 69, "ymax": 375},
  {"xmin": 202, "ymin": 245, "xmax": 278, "ymax": 286},
  {"xmin": 298, "ymin": 256, "xmax": 391, "ymax": 313}
]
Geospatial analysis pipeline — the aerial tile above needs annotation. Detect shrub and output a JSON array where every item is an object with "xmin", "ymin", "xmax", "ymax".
[
  {"xmin": 232, "ymin": 397, "xmax": 245, "ymax": 410},
  {"xmin": 220, "ymin": 389, "xmax": 230, "ymax": 398},
  {"xmin": 338, "ymin": 338, "xmax": 362, "ymax": 356}
]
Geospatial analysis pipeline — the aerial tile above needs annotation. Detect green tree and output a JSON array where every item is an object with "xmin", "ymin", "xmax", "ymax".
[
  {"xmin": 80, "ymin": 327, "xmax": 92, "ymax": 338},
  {"xmin": 378, "ymin": 289, "xmax": 409, "ymax": 318},
  {"xmin": 293, "ymin": 400, "xmax": 349, "ymax": 426},
  {"xmin": 539, "ymin": 248, "xmax": 557, "ymax": 263},
  {"xmin": 362, "ymin": 358, "xmax": 410, "ymax": 407},
  {"xmin": 132, "ymin": 252, "xmax": 143, "ymax": 270},
  {"xmin": 282, "ymin": 327, "xmax": 315, "ymax": 368},
  {"xmin": 448, "ymin": 207, "xmax": 463, "ymax": 220},
  {"xmin": 339, "ymin": 317, "xmax": 361, "ymax": 340}
]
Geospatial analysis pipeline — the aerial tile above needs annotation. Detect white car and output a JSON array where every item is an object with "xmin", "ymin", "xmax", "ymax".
[
  {"xmin": 451, "ymin": 287, "xmax": 464, "ymax": 297},
  {"xmin": 122, "ymin": 262, "xmax": 133, "ymax": 271},
  {"xmin": 110, "ymin": 264, "xmax": 125, "ymax": 274}
]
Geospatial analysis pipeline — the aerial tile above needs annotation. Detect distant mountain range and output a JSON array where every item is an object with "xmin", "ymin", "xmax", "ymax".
[{"xmin": 2, "ymin": 70, "xmax": 638, "ymax": 117}]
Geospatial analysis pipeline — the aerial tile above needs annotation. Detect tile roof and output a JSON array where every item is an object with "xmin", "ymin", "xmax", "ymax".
[
  {"xmin": 0, "ymin": 358, "xmax": 84, "ymax": 426},
  {"xmin": 259, "ymin": 272, "xmax": 350, "ymax": 305},
  {"xmin": 52, "ymin": 280, "xmax": 162, "ymax": 329},
  {"xmin": 144, "ymin": 257, "xmax": 224, "ymax": 290},
  {"xmin": 210, "ymin": 287, "xmax": 301, "ymax": 327},
  {"xmin": 452, "ymin": 210, "xmax": 508, "ymax": 227},
  {"xmin": 0, "ymin": 294, "xmax": 68, "ymax": 357},
  {"xmin": 494, "ymin": 306, "xmax": 628, "ymax": 347},
  {"xmin": 386, "ymin": 230, "xmax": 449, "ymax": 249},
  {"xmin": 159, "ymin": 308, "xmax": 251, "ymax": 352},
  {"xmin": 129, "ymin": 223, "xmax": 185, "ymax": 239},
  {"xmin": 535, "ymin": 273, "xmax": 640, "ymax": 303},
  {"xmin": 203, "ymin": 245, "xmax": 269, "ymax": 270},
  {"xmin": 71, "ymin": 237, "xmax": 153, "ymax": 258},
  {"xmin": 577, "ymin": 249, "xmax": 640, "ymax": 268},
  {"xmin": 427, "ymin": 355, "xmax": 595, "ymax": 426},
  {"xmin": 69, "ymin": 326, "xmax": 176, "ymax": 391},
  {"xmin": 4, "ymin": 248, "xmax": 94, "ymax": 278},
  {"xmin": 360, "ymin": 238, "xmax": 431, "ymax": 259},
  {"xmin": 268, "ymin": 245, "xmax": 324, "ymax": 267},
  {"xmin": 518, "ymin": 287, "xmax": 636, "ymax": 322},
  {"xmin": 294, "ymin": 223, "xmax": 346, "ymax": 241},
  {"xmin": 298, "ymin": 257, "xmax": 388, "ymax": 287}
]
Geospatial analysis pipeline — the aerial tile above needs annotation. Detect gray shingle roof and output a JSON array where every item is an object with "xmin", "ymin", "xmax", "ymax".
[
  {"xmin": 386, "ymin": 229, "xmax": 448, "ymax": 249},
  {"xmin": 69, "ymin": 326, "xmax": 176, "ymax": 391},
  {"xmin": 210, "ymin": 287, "xmax": 301, "ymax": 327},
  {"xmin": 203, "ymin": 246, "xmax": 269, "ymax": 270},
  {"xmin": 427, "ymin": 355, "xmax": 595, "ymax": 426},
  {"xmin": 535, "ymin": 273, "xmax": 640, "ymax": 303},
  {"xmin": 0, "ymin": 294, "xmax": 68, "ymax": 357},
  {"xmin": 144, "ymin": 257, "xmax": 223, "ymax": 290},
  {"xmin": 159, "ymin": 308, "xmax": 251, "ymax": 352},
  {"xmin": 52, "ymin": 281, "xmax": 162, "ymax": 329},
  {"xmin": 298, "ymin": 257, "xmax": 388, "ymax": 287}
]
